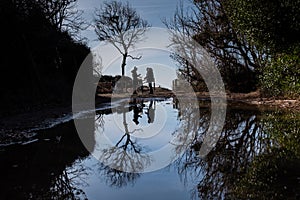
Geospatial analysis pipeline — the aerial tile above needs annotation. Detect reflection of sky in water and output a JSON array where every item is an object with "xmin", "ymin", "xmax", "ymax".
[
  {"xmin": 2, "ymin": 96, "xmax": 283, "ymax": 199},
  {"xmin": 93, "ymin": 98, "xmax": 195, "ymax": 173},
  {"xmin": 100, "ymin": 99, "xmax": 179, "ymax": 151},
  {"xmin": 72, "ymin": 98, "xmax": 195, "ymax": 199},
  {"xmin": 72, "ymin": 156, "xmax": 193, "ymax": 200},
  {"xmin": 93, "ymin": 98, "xmax": 198, "ymax": 172}
]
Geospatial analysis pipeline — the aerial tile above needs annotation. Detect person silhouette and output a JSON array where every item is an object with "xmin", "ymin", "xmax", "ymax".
[
  {"xmin": 144, "ymin": 67, "xmax": 155, "ymax": 94},
  {"xmin": 146, "ymin": 100, "xmax": 155, "ymax": 123},
  {"xmin": 131, "ymin": 66, "xmax": 141, "ymax": 94}
]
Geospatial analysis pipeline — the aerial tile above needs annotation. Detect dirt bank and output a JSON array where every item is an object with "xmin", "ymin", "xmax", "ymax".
[
  {"xmin": 1, "ymin": 89, "xmax": 299, "ymax": 146},
  {"xmin": 226, "ymin": 91, "xmax": 300, "ymax": 111},
  {"xmin": 97, "ymin": 89, "xmax": 300, "ymax": 111}
]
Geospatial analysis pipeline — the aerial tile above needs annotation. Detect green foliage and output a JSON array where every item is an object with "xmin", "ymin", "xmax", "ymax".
[
  {"xmin": 172, "ymin": 0, "xmax": 299, "ymax": 94},
  {"xmin": 260, "ymin": 47, "xmax": 300, "ymax": 97},
  {"xmin": 224, "ymin": 0, "xmax": 300, "ymax": 96},
  {"xmin": 225, "ymin": 0, "xmax": 300, "ymax": 53},
  {"xmin": 168, "ymin": 0, "xmax": 263, "ymax": 92}
]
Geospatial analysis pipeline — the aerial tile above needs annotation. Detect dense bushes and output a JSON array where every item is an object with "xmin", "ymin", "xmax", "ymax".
[
  {"xmin": 225, "ymin": 0, "xmax": 300, "ymax": 97},
  {"xmin": 260, "ymin": 47, "xmax": 300, "ymax": 97},
  {"xmin": 171, "ymin": 0, "xmax": 299, "ymax": 95},
  {"xmin": 0, "ymin": 0, "xmax": 90, "ymax": 116}
]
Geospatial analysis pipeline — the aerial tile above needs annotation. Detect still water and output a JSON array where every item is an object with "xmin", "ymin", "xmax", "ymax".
[{"xmin": 1, "ymin": 98, "xmax": 300, "ymax": 199}]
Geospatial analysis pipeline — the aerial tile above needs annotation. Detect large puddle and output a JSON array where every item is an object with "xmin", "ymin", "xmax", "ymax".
[{"xmin": 0, "ymin": 98, "xmax": 299, "ymax": 199}]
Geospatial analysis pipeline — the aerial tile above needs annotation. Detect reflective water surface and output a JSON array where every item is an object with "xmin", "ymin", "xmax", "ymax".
[{"xmin": 0, "ymin": 98, "xmax": 300, "ymax": 199}]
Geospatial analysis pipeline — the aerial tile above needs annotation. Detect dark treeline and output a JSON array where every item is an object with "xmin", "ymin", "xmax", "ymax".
[
  {"xmin": 167, "ymin": 0, "xmax": 300, "ymax": 95},
  {"xmin": 0, "ymin": 0, "xmax": 89, "ymax": 116}
]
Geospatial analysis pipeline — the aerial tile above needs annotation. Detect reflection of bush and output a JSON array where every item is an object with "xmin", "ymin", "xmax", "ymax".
[
  {"xmin": 231, "ymin": 148, "xmax": 300, "ymax": 199},
  {"xmin": 262, "ymin": 111, "xmax": 300, "ymax": 158},
  {"xmin": 1, "ymin": 121, "xmax": 91, "ymax": 199},
  {"xmin": 227, "ymin": 111, "xmax": 300, "ymax": 199},
  {"xmin": 175, "ymin": 108, "xmax": 276, "ymax": 199}
]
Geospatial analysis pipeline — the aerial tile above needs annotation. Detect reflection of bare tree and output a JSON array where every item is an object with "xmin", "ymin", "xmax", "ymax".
[
  {"xmin": 171, "ymin": 99, "xmax": 201, "ymax": 156},
  {"xmin": 168, "ymin": 22, "xmax": 227, "ymax": 157},
  {"xmin": 95, "ymin": 113, "xmax": 105, "ymax": 132},
  {"xmin": 175, "ymin": 110, "xmax": 300, "ymax": 199},
  {"xmin": 98, "ymin": 164, "xmax": 140, "ymax": 188},
  {"xmin": 115, "ymin": 110, "xmax": 141, "ymax": 152},
  {"xmin": 229, "ymin": 111, "xmax": 300, "ymax": 199},
  {"xmin": 100, "ymin": 105, "xmax": 150, "ymax": 172},
  {"xmin": 49, "ymin": 164, "xmax": 88, "ymax": 200},
  {"xmin": 174, "ymin": 105, "xmax": 272, "ymax": 199},
  {"xmin": 195, "ymin": 113, "xmax": 264, "ymax": 199},
  {"xmin": 95, "ymin": 102, "xmax": 151, "ymax": 187}
]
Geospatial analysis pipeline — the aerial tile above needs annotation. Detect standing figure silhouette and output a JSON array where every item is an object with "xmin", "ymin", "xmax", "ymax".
[
  {"xmin": 144, "ymin": 67, "xmax": 155, "ymax": 94},
  {"xmin": 131, "ymin": 66, "xmax": 141, "ymax": 94}
]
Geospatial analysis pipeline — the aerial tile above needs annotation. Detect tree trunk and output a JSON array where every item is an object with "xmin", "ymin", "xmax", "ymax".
[{"xmin": 121, "ymin": 53, "xmax": 127, "ymax": 76}]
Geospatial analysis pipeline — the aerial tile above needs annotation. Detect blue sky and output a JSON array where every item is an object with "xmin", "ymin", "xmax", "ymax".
[
  {"xmin": 77, "ymin": 0, "xmax": 183, "ymax": 48},
  {"xmin": 91, "ymin": 27, "xmax": 179, "ymax": 89},
  {"xmin": 77, "ymin": 0, "xmax": 190, "ymax": 89}
]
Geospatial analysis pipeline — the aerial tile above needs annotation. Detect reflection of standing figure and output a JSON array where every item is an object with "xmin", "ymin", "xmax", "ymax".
[
  {"xmin": 132, "ymin": 105, "xmax": 141, "ymax": 125},
  {"xmin": 144, "ymin": 67, "xmax": 155, "ymax": 94},
  {"xmin": 131, "ymin": 66, "xmax": 141, "ymax": 94},
  {"xmin": 132, "ymin": 99, "xmax": 144, "ymax": 125},
  {"xmin": 146, "ymin": 100, "xmax": 155, "ymax": 123},
  {"xmin": 173, "ymin": 98, "xmax": 179, "ymax": 109}
]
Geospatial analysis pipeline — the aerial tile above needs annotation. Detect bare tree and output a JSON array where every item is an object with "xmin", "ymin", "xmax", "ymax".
[
  {"xmin": 36, "ymin": 0, "xmax": 88, "ymax": 40},
  {"xmin": 165, "ymin": 0, "xmax": 266, "ymax": 92},
  {"xmin": 94, "ymin": 1, "xmax": 150, "ymax": 76},
  {"xmin": 92, "ymin": 51, "xmax": 103, "ymax": 77}
]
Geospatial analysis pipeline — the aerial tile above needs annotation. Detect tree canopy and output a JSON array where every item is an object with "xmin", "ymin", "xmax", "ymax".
[
  {"xmin": 94, "ymin": 1, "xmax": 150, "ymax": 76},
  {"xmin": 166, "ymin": 0, "xmax": 264, "ymax": 92},
  {"xmin": 225, "ymin": 0, "xmax": 300, "ymax": 53},
  {"xmin": 166, "ymin": 0, "xmax": 300, "ymax": 96},
  {"xmin": 0, "ymin": 0, "xmax": 89, "ymax": 115}
]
